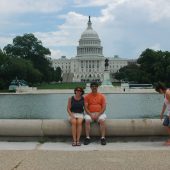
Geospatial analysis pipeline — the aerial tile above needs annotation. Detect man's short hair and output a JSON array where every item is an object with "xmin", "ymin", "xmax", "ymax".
[{"xmin": 90, "ymin": 82, "xmax": 99, "ymax": 87}]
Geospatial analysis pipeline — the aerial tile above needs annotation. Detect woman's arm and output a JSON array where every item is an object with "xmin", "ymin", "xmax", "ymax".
[
  {"xmin": 166, "ymin": 90, "xmax": 170, "ymax": 102},
  {"xmin": 160, "ymin": 103, "xmax": 166, "ymax": 120},
  {"xmin": 67, "ymin": 97, "xmax": 74, "ymax": 118}
]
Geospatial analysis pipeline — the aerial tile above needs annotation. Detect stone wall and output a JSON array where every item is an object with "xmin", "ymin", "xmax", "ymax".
[{"xmin": 0, "ymin": 119, "xmax": 167, "ymax": 137}]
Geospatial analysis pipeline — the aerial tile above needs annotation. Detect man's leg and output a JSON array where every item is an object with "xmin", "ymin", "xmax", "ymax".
[
  {"xmin": 98, "ymin": 114, "xmax": 107, "ymax": 145},
  {"xmin": 99, "ymin": 119, "xmax": 106, "ymax": 138},
  {"xmin": 84, "ymin": 115, "xmax": 92, "ymax": 145},
  {"xmin": 85, "ymin": 120, "xmax": 91, "ymax": 138}
]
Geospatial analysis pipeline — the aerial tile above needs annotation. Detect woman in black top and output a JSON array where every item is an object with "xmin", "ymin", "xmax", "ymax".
[{"xmin": 67, "ymin": 87, "xmax": 84, "ymax": 146}]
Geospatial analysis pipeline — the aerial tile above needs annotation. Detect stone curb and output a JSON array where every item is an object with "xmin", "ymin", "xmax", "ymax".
[{"xmin": 0, "ymin": 119, "xmax": 167, "ymax": 137}]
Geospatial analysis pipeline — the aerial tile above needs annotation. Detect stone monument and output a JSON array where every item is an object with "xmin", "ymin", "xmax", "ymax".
[
  {"xmin": 98, "ymin": 58, "xmax": 115, "ymax": 93},
  {"xmin": 101, "ymin": 58, "xmax": 113, "ymax": 86}
]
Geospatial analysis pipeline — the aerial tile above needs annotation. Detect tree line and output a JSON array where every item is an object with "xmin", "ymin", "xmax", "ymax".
[
  {"xmin": 0, "ymin": 33, "xmax": 62, "ymax": 89},
  {"xmin": 115, "ymin": 48, "xmax": 170, "ymax": 86}
]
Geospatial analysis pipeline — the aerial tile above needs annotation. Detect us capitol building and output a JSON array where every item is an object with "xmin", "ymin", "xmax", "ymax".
[{"xmin": 52, "ymin": 16, "xmax": 135, "ymax": 82}]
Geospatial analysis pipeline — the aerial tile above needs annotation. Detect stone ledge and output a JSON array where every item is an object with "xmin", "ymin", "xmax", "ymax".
[{"xmin": 0, "ymin": 119, "xmax": 167, "ymax": 137}]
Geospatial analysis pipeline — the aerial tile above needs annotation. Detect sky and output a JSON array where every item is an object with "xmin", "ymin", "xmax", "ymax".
[{"xmin": 0, "ymin": 0, "xmax": 170, "ymax": 60}]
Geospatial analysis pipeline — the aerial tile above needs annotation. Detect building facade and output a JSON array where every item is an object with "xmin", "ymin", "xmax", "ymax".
[{"xmin": 52, "ymin": 16, "xmax": 132, "ymax": 82}]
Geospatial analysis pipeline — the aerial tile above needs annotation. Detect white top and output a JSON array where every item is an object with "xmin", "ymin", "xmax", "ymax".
[{"xmin": 164, "ymin": 89, "xmax": 170, "ymax": 116}]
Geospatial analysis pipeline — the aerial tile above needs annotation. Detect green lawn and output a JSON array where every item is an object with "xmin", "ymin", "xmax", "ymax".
[
  {"xmin": 0, "ymin": 89, "xmax": 12, "ymax": 93},
  {"xmin": 36, "ymin": 82, "xmax": 87, "ymax": 89},
  {"xmin": 37, "ymin": 82, "xmax": 120, "ymax": 89}
]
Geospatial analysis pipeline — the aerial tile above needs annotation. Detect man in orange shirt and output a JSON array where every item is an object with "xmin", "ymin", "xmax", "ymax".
[{"xmin": 84, "ymin": 82, "xmax": 107, "ymax": 145}]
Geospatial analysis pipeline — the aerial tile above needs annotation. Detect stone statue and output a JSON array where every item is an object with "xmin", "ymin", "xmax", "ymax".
[{"xmin": 105, "ymin": 58, "xmax": 109, "ymax": 70}]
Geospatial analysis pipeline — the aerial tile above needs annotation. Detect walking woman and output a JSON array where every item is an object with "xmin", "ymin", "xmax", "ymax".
[
  {"xmin": 155, "ymin": 82, "xmax": 170, "ymax": 145},
  {"xmin": 67, "ymin": 87, "xmax": 84, "ymax": 146}
]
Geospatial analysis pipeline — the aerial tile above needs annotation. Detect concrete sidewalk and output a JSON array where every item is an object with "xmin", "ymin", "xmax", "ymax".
[
  {"xmin": 0, "ymin": 141, "xmax": 170, "ymax": 170},
  {"xmin": 0, "ymin": 141, "xmax": 170, "ymax": 151}
]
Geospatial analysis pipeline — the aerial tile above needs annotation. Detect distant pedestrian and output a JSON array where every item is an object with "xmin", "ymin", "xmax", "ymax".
[
  {"xmin": 155, "ymin": 82, "xmax": 170, "ymax": 145},
  {"xmin": 67, "ymin": 87, "xmax": 84, "ymax": 146},
  {"xmin": 84, "ymin": 82, "xmax": 107, "ymax": 145}
]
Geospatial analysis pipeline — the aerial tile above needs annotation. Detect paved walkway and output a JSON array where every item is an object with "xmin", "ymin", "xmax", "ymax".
[
  {"xmin": 0, "ymin": 141, "xmax": 170, "ymax": 170},
  {"xmin": 0, "ymin": 141, "xmax": 169, "ymax": 151},
  {"xmin": 1, "ymin": 88, "xmax": 156, "ymax": 94}
]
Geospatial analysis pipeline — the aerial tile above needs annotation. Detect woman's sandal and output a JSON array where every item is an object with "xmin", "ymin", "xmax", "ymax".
[
  {"xmin": 72, "ymin": 141, "xmax": 77, "ymax": 146},
  {"xmin": 76, "ymin": 141, "xmax": 81, "ymax": 146}
]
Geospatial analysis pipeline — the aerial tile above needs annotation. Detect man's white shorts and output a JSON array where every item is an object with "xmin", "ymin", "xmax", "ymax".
[{"xmin": 84, "ymin": 113, "xmax": 107, "ymax": 122}]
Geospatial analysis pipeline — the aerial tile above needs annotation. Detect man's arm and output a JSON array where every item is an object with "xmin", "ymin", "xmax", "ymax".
[
  {"xmin": 99, "ymin": 95, "xmax": 106, "ymax": 115},
  {"xmin": 95, "ymin": 95, "xmax": 106, "ymax": 119},
  {"xmin": 84, "ymin": 101, "xmax": 91, "ymax": 115},
  {"xmin": 99, "ymin": 102, "xmax": 106, "ymax": 115}
]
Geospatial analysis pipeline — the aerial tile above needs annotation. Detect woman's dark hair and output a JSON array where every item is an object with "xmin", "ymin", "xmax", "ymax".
[
  {"xmin": 155, "ymin": 82, "xmax": 167, "ymax": 92},
  {"xmin": 74, "ymin": 87, "xmax": 84, "ymax": 95}
]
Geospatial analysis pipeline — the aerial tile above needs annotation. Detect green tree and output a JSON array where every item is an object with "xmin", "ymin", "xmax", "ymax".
[
  {"xmin": 3, "ymin": 33, "xmax": 53, "ymax": 81},
  {"xmin": 0, "ymin": 49, "xmax": 10, "ymax": 88},
  {"xmin": 0, "ymin": 49, "xmax": 43, "ymax": 89},
  {"xmin": 54, "ymin": 67, "xmax": 62, "ymax": 82},
  {"xmin": 138, "ymin": 49, "xmax": 170, "ymax": 84},
  {"xmin": 115, "ymin": 64, "xmax": 144, "ymax": 83}
]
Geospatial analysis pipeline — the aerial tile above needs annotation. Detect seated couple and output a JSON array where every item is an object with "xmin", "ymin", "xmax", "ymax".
[{"xmin": 67, "ymin": 82, "xmax": 107, "ymax": 146}]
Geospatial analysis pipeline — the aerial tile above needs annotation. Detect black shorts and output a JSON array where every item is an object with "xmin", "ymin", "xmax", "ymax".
[{"xmin": 163, "ymin": 116, "xmax": 170, "ymax": 126}]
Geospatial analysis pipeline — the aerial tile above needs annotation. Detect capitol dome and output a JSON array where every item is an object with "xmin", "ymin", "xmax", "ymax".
[
  {"xmin": 80, "ymin": 17, "xmax": 99, "ymax": 39},
  {"xmin": 77, "ymin": 16, "xmax": 103, "ymax": 58}
]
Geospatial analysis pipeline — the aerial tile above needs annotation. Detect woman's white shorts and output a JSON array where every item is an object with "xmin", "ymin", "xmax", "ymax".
[{"xmin": 69, "ymin": 113, "xmax": 84, "ymax": 120}]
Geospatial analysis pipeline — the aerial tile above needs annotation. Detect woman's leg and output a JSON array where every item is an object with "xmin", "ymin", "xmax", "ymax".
[
  {"xmin": 70, "ymin": 118, "xmax": 77, "ymax": 143},
  {"xmin": 76, "ymin": 118, "xmax": 83, "ymax": 143},
  {"xmin": 165, "ymin": 116, "xmax": 170, "ymax": 144},
  {"xmin": 165, "ymin": 127, "xmax": 170, "ymax": 143}
]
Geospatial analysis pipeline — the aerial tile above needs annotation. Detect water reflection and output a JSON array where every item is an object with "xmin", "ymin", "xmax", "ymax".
[{"xmin": 0, "ymin": 93, "xmax": 163, "ymax": 119}]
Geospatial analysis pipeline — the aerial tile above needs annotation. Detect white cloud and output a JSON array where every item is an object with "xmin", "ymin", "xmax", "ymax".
[
  {"xmin": 0, "ymin": 35, "xmax": 13, "ymax": 49},
  {"xmin": 149, "ymin": 43, "xmax": 161, "ymax": 51},
  {"xmin": 35, "ymin": 12, "xmax": 87, "ymax": 47},
  {"xmin": 50, "ymin": 49, "xmax": 63, "ymax": 59},
  {"xmin": 35, "ymin": 0, "xmax": 170, "ymax": 59},
  {"xmin": 74, "ymin": 0, "xmax": 170, "ymax": 22},
  {"xmin": 33, "ymin": 12, "xmax": 87, "ymax": 58},
  {"xmin": 1, "ymin": 0, "xmax": 170, "ymax": 60},
  {"xmin": 126, "ymin": 0, "xmax": 170, "ymax": 22},
  {"xmin": 73, "ymin": 0, "xmax": 126, "ymax": 7},
  {"xmin": 0, "ymin": 0, "xmax": 66, "ymax": 14},
  {"xmin": 35, "ymin": 31, "xmax": 72, "ymax": 47}
]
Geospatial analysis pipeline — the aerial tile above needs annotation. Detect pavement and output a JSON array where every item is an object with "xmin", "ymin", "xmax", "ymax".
[
  {"xmin": 1, "ymin": 88, "xmax": 156, "ymax": 94},
  {"xmin": 0, "ymin": 139, "xmax": 170, "ymax": 170}
]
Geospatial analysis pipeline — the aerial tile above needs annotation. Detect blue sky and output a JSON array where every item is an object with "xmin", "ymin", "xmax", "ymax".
[{"xmin": 0, "ymin": 0, "xmax": 170, "ymax": 59}]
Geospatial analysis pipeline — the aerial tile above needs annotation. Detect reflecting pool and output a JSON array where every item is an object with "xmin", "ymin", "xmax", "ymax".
[{"xmin": 0, "ymin": 93, "xmax": 163, "ymax": 119}]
